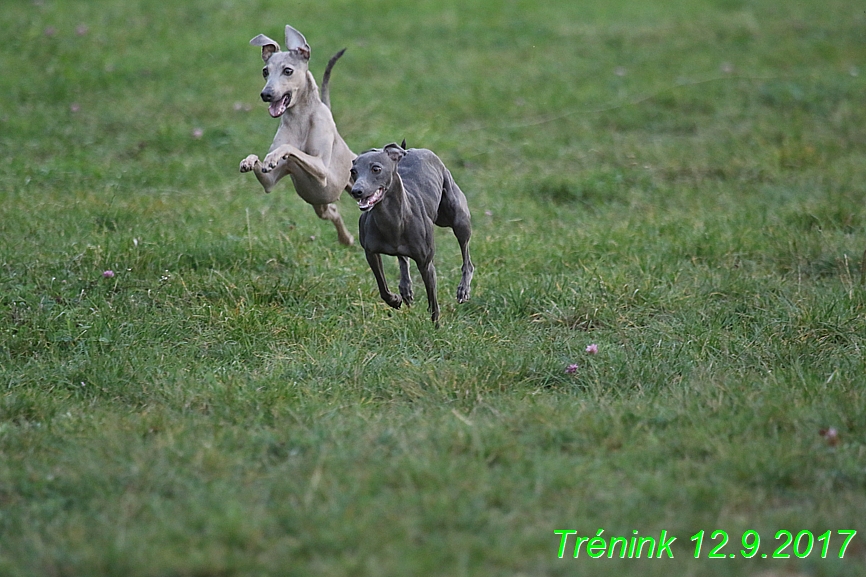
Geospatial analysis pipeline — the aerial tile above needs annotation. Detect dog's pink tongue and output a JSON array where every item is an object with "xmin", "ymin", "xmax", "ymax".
[{"xmin": 268, "ymin": 94, "xmax": 289, "ymax": 118}]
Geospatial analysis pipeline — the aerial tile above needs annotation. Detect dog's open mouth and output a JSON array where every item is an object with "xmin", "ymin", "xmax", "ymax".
[
  {"xmin": 268, "ymin": 93, "xmax": 291, "ymax": 118},
  {"xmin": 358, "ymin": 187, "xmax": 385, "ymax": 211}
]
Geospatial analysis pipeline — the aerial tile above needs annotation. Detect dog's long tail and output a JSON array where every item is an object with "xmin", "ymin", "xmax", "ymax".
[{"xmin": 321, "ymin": 48, "xmax": 346, "ymax": 110}]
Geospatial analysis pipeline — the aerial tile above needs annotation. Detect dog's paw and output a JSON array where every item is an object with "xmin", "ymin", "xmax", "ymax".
[
  {"xmin": 261, "ymin": 151, "xmax": 286, "ymax": 173},
  {"xmin": 385, "ymin": 293, "xmax": 403, "ymax": 309},
  {"xmin": 456, "ymin": 284, "xmax": 471, "ymax": 304},
  {"xmin": 399, "ymin": 285, "xmax": 414, "ymax": 307},
  {"xmin": 239, "ymin": 154, "xmax": 259, "ymax": 173}
]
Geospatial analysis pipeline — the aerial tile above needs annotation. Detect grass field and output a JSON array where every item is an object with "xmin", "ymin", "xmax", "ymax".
[{"xmin": 1, "ymin": 0, "xmax": 865, "ymax": 575}]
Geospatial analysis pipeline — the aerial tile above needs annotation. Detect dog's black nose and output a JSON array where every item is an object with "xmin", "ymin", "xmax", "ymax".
[
  {"xmin": 260, "ymin": 90, "xmax": 273, "ymax": 102},
  {"xmin": 350, "ymin": 187, "xmax": 362, "ymax": 199}
]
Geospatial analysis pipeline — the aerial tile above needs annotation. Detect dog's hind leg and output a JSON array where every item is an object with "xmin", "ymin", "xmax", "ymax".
[
  {"xmin": 313, "ymin": 203, "xmax": 354, "ymax": 246},
  {"xmin": 453, "ymin": 219, "xmax": 474, "ymax": 303},
  {"xmin": 415, "ymin": 258, "xmax": 439, "ymax": 323},
  {"xmin": 398, "ymin": 257, "xmax": 414, "ymax": 306},
  {"xmin": 442, "ymin": 174, "xmax": 474, "ymax": 303}
]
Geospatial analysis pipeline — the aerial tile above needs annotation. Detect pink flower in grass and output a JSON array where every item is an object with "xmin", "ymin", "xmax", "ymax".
[
  {"xmin": 820, "ymin": 427, "xmax": 840, "ymax": 447},
  {"xmin": 102, "ymin": 270, "xmax": 115, "ymax": 278},
  {"xmin": 585, "ymin": 344, "xmax": 598, "ymax": 354},
  {"xmin": 565, "ymin": 364, "xmax": 578, "ymax": 374}
]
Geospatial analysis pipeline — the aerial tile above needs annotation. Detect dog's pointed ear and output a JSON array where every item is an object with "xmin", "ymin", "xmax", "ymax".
[
  {"xmin": 400, "ymin": 139, "xmax": 407, "ymax": 150},
  {"xmin": 284, "ymin": 25, "xmax": 311, "ymax": 60},
  {"xmin": 384, "ymin": 142, "xmax": 407, "ymax": 163},
  {"xmin": 250, "ymin": 34, "xmax": 280, "ymax": 62}
]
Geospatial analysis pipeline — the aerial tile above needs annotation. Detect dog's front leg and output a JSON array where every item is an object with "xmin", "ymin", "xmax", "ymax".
[
  {"xmin": 262, "ymin": 145, "xmax": 328, "ymax": 186},
  {"xmin": 240, "ymin": 154, "xmax": 287, "ymax": 194},
  {"xmin": 366, "ymin": 252, "xmax": 402, "ymax": 309},
  {"xmin": 398, "ymin": 256, "xmax": 414, "ymax": 306}
]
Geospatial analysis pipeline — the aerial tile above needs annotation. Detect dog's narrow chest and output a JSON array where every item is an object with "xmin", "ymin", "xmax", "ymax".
[
  {"xmin": 271, "ymin": 107, "xmax": 313, "ymax": 151},
  {"xmin": 360, "ymin": 210, "xmax": 429, "ymax": 259}
]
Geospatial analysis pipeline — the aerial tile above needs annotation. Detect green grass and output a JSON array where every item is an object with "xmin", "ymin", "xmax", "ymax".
[{"xmin": 1, "ymin": 0, "xmax": 865, "ymax": 575}]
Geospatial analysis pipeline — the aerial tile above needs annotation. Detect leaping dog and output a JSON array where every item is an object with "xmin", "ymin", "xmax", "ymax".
[{"xmin": 239, "ymin": 25, "xmax": 355, "ymax": 245}]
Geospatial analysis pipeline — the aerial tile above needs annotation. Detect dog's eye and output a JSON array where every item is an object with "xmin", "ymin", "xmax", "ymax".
[
  {"xmin": 372, "ymin": 166, "xmax": 381, "ymax": 174},
  {"xmin": 262, "ymin": 68, "xmax": 269, "ymax": 78},
  {"xmin": 283, "ymin": 68, "xmax": 293, "ymax": 76},
  {"xmin": 349, "ymin": 168, "xmax": 357, "ymax": 177}
]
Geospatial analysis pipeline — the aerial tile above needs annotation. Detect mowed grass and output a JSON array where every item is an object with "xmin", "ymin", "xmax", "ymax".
[{"xmin": 1, "ymin": 0, "xmax": 865, "ymax": 575}]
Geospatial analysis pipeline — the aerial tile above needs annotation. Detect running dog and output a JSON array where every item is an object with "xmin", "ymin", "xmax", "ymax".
[{"xmin": 350, "ymin": 143, "xmax": 474, "ymax": 323}]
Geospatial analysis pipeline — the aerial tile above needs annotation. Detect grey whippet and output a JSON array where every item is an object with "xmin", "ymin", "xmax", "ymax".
[
  {"xmin": 239, "ymin": 25, "xmax": 355, "ymax": 245},
  {"xmin": 350, "ymin": 143, "xmax": 474, "ymax": 323}
]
